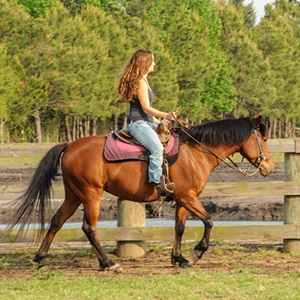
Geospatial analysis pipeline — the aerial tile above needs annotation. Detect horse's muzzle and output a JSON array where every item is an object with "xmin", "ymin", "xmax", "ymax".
[{"xmin": 259, "ymin": 160, "xmax": 275, "ymax": 177}]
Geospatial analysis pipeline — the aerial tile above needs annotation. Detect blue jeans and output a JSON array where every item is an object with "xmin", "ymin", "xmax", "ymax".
[{"xmin": 127, "ymin": 120, "xmax": 163, "ymax": 184}]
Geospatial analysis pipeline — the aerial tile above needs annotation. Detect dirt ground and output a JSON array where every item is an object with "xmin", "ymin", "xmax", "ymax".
[{"xmin": 0, "ymin": 239, "xmax": 299, "ymax": 278}]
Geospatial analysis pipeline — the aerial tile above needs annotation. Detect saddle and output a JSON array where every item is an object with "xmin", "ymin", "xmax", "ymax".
[{"xmin": 104, "ymin": 120, "xmax": 180, "ymax": 166}]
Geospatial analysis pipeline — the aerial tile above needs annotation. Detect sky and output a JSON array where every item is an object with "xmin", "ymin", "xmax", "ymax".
[{"xmin": 244, "ymin": 0, "xmax": 275, "ymax": 23}]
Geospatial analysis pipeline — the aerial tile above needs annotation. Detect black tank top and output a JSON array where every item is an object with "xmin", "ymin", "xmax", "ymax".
[{"xmin": 127, "ymin": 89, "xmax": 154, "ymax": 123}]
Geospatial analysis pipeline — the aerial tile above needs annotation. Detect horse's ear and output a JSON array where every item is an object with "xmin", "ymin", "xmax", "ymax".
[{"xmin": 254, "ymin": 115, "xmax": 262, "ymax": 128}]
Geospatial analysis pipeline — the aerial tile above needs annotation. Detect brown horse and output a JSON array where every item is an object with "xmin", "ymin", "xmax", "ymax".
[{"xmin": 2, "ymin": 116, "xmax": 275, "ymax": 270}]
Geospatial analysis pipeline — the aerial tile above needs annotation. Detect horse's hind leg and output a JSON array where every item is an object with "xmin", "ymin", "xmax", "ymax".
[
  {"xmin": 81, "ymin": 197, "xmax": 119, "ymax": 271},
  {"xmin": 33, "ymin": 192, "xmax": 81, "ymax": 268}
]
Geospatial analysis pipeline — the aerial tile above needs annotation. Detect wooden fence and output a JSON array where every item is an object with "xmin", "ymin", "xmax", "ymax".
[{"xmin": 1, "ymin": 139, "xmax": 300, "ymax": 255}]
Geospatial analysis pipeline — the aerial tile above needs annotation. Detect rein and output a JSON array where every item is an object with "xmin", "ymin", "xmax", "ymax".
[{"xmin": 177, "ymin": 124, "xmax": 266, "ymax": 177}]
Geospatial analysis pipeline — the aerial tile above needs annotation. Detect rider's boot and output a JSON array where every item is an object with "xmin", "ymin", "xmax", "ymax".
[{"xmin": 156, "ymin": 175, "xmax": 176, "ymax": 197}]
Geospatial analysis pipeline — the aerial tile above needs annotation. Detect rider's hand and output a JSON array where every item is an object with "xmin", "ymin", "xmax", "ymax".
[{"xmin": 166, "ymin": 111, "xmax": 178, "ymax": 120}]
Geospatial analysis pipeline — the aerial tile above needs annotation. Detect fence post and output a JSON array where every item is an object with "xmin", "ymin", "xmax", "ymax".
[
  {"xmin": 283, "ymin": 144, "xmax": 300, "ymax": 253},
  {"xmin": 116, "ymin": 198, "xmax": 146, "ymax": 257}
]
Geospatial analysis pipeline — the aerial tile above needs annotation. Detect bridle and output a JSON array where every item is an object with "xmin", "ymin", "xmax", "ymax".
[
  {"xmin": 252, "ymin": 128, "xmax": 271, "ymax": 164},
  {"xmin": 177, "ymin": 123, "xmax": 271, "ymax": 177}
]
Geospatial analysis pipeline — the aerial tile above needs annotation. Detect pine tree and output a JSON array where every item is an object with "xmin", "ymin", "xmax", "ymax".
[
  {"xmin": 215, "ymin": 1, "xmax": 276, "ymax": 118},
  {"xmin": 17, "ymin": 0, "xmax": 58, "ymax": 18},
  {"xmin": 0, "ymin": 0, "xmax": 51, "ymax": 142},
  {"xmin": 0, "ymin": 44, "xmax": 22, "ymax": 143},
  {"xmin": 80, "ymin": 5, "xmax": 132, "ymax": 124},
  {"xmin": 254, "ymin": 2, "xmax": 300, "ymax": 136}
]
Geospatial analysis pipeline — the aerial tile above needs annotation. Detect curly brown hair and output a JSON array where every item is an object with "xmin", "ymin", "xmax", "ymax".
[{"xmin": 117, "ymin": 49, "xmax": 153, "ymax": 102}]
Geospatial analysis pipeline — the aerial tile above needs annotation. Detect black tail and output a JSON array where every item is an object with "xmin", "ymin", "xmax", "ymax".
[{"xmin": 1, "ymin": 142, "xmax": 68, "ymax": 241}]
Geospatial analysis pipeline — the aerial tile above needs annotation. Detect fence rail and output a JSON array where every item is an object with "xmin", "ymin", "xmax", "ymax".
[
  {"xmin": 267, "ymin": 138, "xmax": 300, "ymax": 153},
  {"xmin": 56, "ymin": 224, "xmax": 300, "ymax": 241},
  {"xmin": 3, "ymin": 224, "xmax": 300, "ymax": 244},
  {"xmin": 0, "ymin": 181, "xmax": 298, "ymax": 199},
  {"xmin": 202, "ymin": 181, "xmax": 300, "ymax": 197}
]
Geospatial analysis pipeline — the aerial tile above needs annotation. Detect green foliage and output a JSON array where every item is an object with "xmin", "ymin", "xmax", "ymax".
[
  {"xmin": 0, "ymin": 45, "xmax": 21, "ymax": 121},
  {"xmin": 44, "ymin": 3, "xmax": 112, "ymax": 118},
  {"xmin": 243, "ymin": 1, "xmax": 257, "ymax": 27},
  {"xmin": 1, "ymin": 0, "xmax": 300, "ymax": 140},
  {"xmin": 18, "ymin": 0, "xmax": 58, "ymax": 18},
  {"xmin": 79, "ymin": 5, "xmax": 132, "ymax": 118},
  {"xmin": 216, "ymin": 1, "xmax": 277, "ymax": 117},
  {"xmin": 253, "ymin": 10, "xmax": 300, "ymax": 120}
]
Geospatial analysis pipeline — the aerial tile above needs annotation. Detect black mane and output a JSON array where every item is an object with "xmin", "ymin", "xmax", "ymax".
[{"xmin": 178, "ymin": 117, "xmax": 264, "ymax": 147}]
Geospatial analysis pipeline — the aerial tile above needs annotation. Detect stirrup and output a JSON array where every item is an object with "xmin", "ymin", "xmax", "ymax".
[
  {"xmin": 162, "ymin": 175, "xmax": 176, "ymax": 193},
  {"xmin": 157, "ymin": 175, "xmax": 176, "ymax": 197}
]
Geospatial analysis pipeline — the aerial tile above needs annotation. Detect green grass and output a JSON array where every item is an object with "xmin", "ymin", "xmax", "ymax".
[
  {"xmin": 0, "ymin": 268, "xmax": 300, "ymax": 300},
  {"xmin": 1, "ymin": 242, "xmax": 300, "ymax": 300},
  {"xmin": 0, "ymin": 156, "xmax": 41, "ymax": 167},
  {"xmin": 0, "ymin": 143, "xmax": 55, "ymax": 167}
]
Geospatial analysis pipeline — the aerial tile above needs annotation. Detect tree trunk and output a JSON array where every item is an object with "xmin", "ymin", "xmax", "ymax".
[
  {"xmin": 273, "ymin": 118, "xmax": 277, "ymax": 139},
  {"xmin": 72, "ymin": 116, "xmax": 76, "ymax": 140},
  {"xmin": 78, "ymin": 119, "xmax": 84, "ymax": 138},
  {"xmin": 269, "ymin": 119, "xmax": 274, "ymax": 139},
  {"xmin": 0, "ymin": 117, "xmax": 6, "ymax": 144},
  {"xmin": 114, "ymin": 115, "xmax": 118, "ymax": 131},
  {"xmin": 284, "ymin": 118, "xmax": 289, "ymax": 138},
  {"xmin": 278, "ymin": 119, "xmax": 282, "ymax": 138},
  {"xmin": 91, "ymin": 118, "xmax": 97, "ymax": 136},
  {"xmin": 291, "ymin": 118, "xmax": 295, "ymax": 138},
  {"xmin": 123, "ymin": 114, "xmax": 128, "ymax": 128},
  {"xmin": 35, "ymin": 104, "xmax": 43, "ymax": 143},
  {"xmin": 64, "ymin": 114, "xmax": 72, "ymax": 142},
  {"xmin": 85, "ymin": 116, "xmax": 90, "ymax": 137}
]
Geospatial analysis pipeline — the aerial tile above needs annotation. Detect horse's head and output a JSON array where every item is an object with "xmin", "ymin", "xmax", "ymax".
[{"xmin": 240, "ymin": 116, "xmax": 275, "ymax": 176}]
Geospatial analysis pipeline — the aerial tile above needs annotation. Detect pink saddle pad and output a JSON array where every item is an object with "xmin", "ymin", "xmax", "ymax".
[{"xmin": 104, "ymin": 132, "xmax": 180, "ymax": 162}]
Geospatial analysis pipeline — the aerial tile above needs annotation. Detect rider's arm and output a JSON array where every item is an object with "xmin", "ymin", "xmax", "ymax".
[{"xmin": 137, "ymin": 79, "xmax": 175, "ymax": 120}]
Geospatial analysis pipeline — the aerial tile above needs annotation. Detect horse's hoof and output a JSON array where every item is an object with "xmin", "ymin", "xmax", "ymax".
[
  {"xmin": 33, "ymin": 256, "xmax": 45, "ymax": 270},
  {"xmin": 108, "ymin": 263, "xmax": 123, "ymax": 272},
  {"xmin": 193, "ymin": 249, "xmax": 205, "ymax": 264},
  {"xmin": 180, "ymin": 260, "xmax": 192, "ymax": 268},
  {"xmin": 101, "ymin": 263, "xmax": 123, "ymax": 272},
  {"xmin": 193, "ymin": 253, "xmax": 199, "ymax": 264},
  {"xmin": 194, "ymin": 249, "xmax": 205, "ymax": 259},
  {"xmin": 171, "ymin": 254, "xmax": 192, "ymax": 268}
]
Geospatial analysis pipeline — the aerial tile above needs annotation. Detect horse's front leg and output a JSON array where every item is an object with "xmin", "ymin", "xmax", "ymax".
[
  {"xmin": 193, "ymin": 216, "xmax": 213, "ymax": 262},
  {"xmin": 176, "ymin": 194, "xmax": 213, "ymax": 265},
  {"xmin": 171, "ymin": 205, "xmax": 192, "ymax": 267}
]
